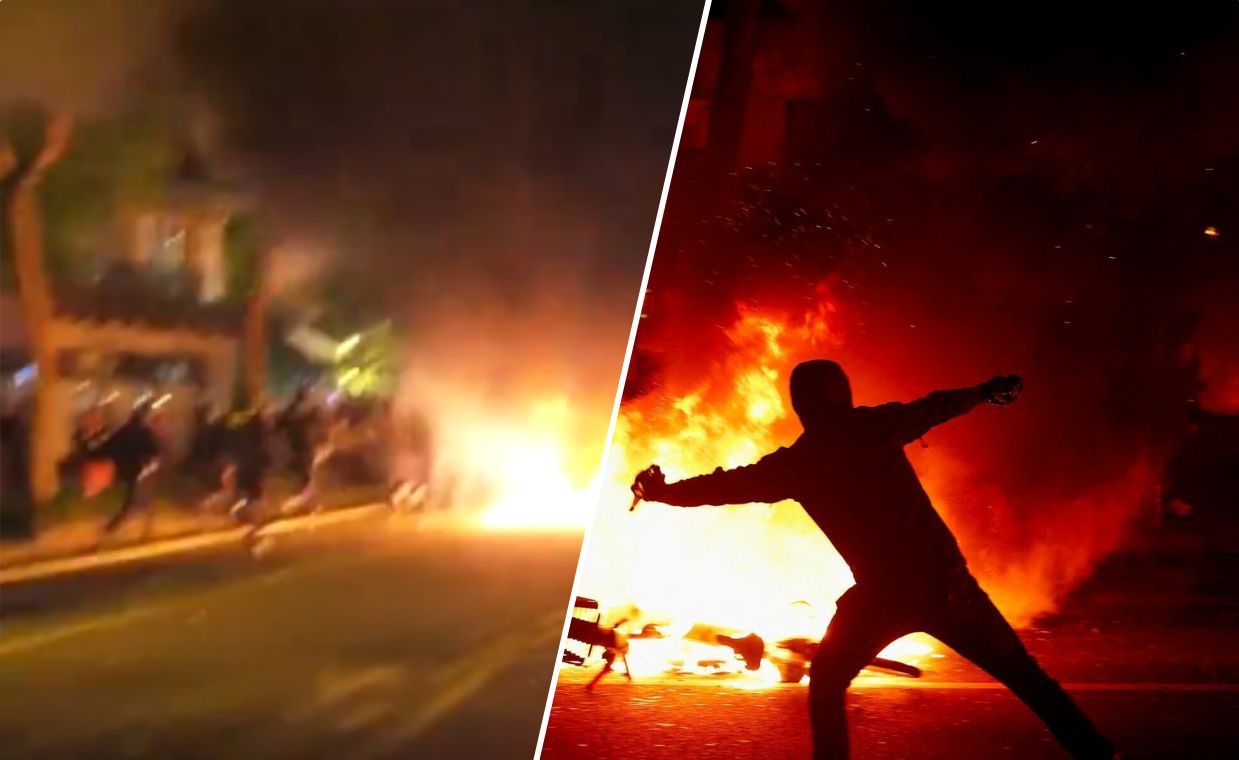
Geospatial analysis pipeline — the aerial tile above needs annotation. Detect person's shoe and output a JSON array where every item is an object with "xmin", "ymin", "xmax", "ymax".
[{"xmin": 249, "ymin": 535, "xmax": 276, "ymax": 559}]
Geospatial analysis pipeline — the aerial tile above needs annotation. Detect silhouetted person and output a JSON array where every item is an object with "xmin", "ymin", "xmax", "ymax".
[
  {"xmin": 228, "ymin": 409, "xmax": 271, "ymax": 523},
  {"xmin": 387, "ymin": 407, "xmax": 436, "ymax": 512},
  {"xmin": 71, "ymin": 405, "xmax": 111, "ymax": 458},
  {"xmin": 59, "ymin": 404, "xmax": 110, "ymax": 495},
  {"xmin": 186, "ymin": 402, "xmax": 223, "ymax": 487},
  {"xmin": 199, "ymin": 406, "xmax": 270, "ymax": 526},
  {"xmin": 632, "ymin": 360, "xmax": 1115, "ymax": 760},
  {"xmin": 276, "ymin": 387, "xmax": 322, "ymax": 510},
  {"xmin": 99, "ymin": 400, "xmax": 161, "ymax": 536},
  {"xmin": 0, "ymin": 398, "xmax": 31, "ymax": 534}
]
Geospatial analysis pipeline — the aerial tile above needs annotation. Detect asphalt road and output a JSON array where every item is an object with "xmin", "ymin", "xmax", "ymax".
[
  {"xmin": 0, "ymin": 513, "xmax": 583, "ymax": 759},
  {"xmin": 542, "ymin": 533, "xmax": 1239, "ymax": 759}
]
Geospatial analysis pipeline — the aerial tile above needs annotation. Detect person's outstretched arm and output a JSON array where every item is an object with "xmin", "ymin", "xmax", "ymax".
[
  {"xmin": 874, "ymin": 375, "xmax": 1022, "ymax": 445},
  {"xmin": 634, "ymin": 448, "xmax": 794, "ymax": 508}
]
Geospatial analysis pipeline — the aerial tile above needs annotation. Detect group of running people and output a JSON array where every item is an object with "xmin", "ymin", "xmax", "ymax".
[{"xmin": 65, "ymin": 388, "xmax": 333, "ymax": 541}]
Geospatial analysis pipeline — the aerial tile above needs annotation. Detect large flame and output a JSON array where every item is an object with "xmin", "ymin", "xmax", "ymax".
[
  {"xmin": 393, "ymin": 367, "xmax": 598, "ymax": 531},
  {"xmin": 475, "ymin": 395, "xmax": 595, "ymax": 530},
  {"xmin": 574, "ymin": 292, "xmax": 936, "ymax": 684}
]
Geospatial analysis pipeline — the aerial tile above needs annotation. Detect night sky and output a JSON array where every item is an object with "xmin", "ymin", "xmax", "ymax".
[
  {"xmin": 641, "ymin": 0, "xmax": 1239, "ymax": 416},
  {"xmin": 174, "ymin": 1, "xmax": 704, "ymax": 320}
]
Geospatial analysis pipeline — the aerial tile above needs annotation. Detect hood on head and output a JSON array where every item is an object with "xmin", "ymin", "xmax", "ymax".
[{"xmin": 789, "ymin": 359, "xmax": 853, "ymax": 430}]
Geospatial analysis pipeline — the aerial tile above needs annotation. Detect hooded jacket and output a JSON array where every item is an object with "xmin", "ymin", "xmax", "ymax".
[{"xmin": 651, "ymin": 387, "xmax": 983, "ymax": 587}]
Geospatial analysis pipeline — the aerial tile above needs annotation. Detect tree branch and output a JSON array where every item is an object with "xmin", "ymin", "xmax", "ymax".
[
  {"xmin": 0, "ymin": 134, "xmax": 16, "ymax": 182},
  {"xmin": 18, "ymin": 113, "xmax": 74, "ymax": 185}
]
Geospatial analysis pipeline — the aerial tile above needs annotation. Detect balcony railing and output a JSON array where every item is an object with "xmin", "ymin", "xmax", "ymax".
[{"xmin": 52, "ymin": 263, "xmax": 244, "ymax": 334}]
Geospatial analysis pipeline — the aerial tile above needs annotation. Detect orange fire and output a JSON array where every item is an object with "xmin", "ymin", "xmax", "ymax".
[
  {"xmin": 573, "ymin": 293, "xmax": 936, "ymax": 684},
  {"xmin": 395, "ymin": 369, "xmax": 600, "ymax": 531},
  {"xmin": 566, "ymin": 282, "xmax": 1156, "ymax": 684},
  {"xmin": 475, "ymin": 395, "xmax": 597, "ymax": 530}
]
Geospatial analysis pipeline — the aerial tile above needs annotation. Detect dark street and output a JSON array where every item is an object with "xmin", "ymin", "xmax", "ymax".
[
  {"xmin": 0, "ymin": 514, "xmax": 582, "ymax": 759},
  {"xmin": 543, "ymin": 532, "xmax": 1239, "ymax": 759}
]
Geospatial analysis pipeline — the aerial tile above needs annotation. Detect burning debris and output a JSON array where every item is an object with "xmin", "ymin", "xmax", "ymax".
[
  {"xmin": 562, "ymin": 253, "xmax": 1183, "ymax": 703},
  {"xmin": 562, "ymin": 598, "xmax": 634, "ymax": 690},
  {"xmin": 563, "ymin": 597, "xmax": 924, "ymax": 687},
  {"xmin": 568, "ymin": 297, "xmax": 945, "ymax": 683}
]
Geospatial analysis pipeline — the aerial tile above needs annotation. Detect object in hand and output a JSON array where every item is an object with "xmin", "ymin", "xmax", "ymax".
[
  {"xmin": 980, "ymin": 375, "xmax": 1024, "ymax": 405},
  {"xmin": 630, "ymin": 464, "xmax": 664, "ymax": 511}
]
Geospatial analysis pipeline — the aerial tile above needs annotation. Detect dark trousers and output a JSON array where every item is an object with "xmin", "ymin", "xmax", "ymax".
[
  {"xmin": 809, "ymin": 572, "xmax": 1114, "ymax": 760},
  {"xmin": 103, "ymin": 473, "xmax": 148, "ymax": 534},
  {"xmin": 289, "ymin": 447, "xmax": 313, "ymax": 492}
]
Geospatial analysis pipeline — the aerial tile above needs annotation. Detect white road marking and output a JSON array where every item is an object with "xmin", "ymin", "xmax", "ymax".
[
  {"xmin": 353, "ymin": 612, "xmax": 566, "ymax": 759},
  {"xmin": 0, "ymin": 564, "xmax": 307, "ymax": 657},
  {"xmin": 0, "ymin": 606, "xmax": 162, "ymax": 656}
]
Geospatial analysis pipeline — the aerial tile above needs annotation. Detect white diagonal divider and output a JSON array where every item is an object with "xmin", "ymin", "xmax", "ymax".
[{"xmin": 530, "ymin": 3, "xmax": 716, "ymax": 757}]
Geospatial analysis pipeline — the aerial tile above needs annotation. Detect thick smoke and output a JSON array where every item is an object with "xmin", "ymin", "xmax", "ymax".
[
  {"xmin": 3, "ymin": 0, "xmax": 705, "ymax": 519},
  {"xmin": 172, "ymin": 1, "xmax": 703, "ymax": 495},
  {"xmin": 0, "ymin": 0, "xmax": 181, "ymax": 113},
  {"xmin": 174, "ymin": 0, "xmax": 700, "ymax": 315},
  {"xmin": 615, "ymin": 2, "xmax": 1239, "ymax": 623}
]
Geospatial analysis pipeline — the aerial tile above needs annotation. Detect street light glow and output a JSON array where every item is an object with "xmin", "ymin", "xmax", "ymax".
[{"xmin": 334, "ymin": 333, "xmax": 362, "ymax": 359}]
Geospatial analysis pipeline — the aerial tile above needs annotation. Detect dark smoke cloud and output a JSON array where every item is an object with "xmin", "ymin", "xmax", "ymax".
[
  {"xmin": 626, "ymin": 1, "xmax": 1239, "ymax": 619},
  {"xmin": 4, "ymin": 0, "xmax": 703, "ymax": 355},
  {"xmin": 174, "ymin": 0, "xmax": 701, "ymax": 320},
  {"xmin": 3, "ymin": 0, "xmax": 706, "ymax": 465},
  {"xmin": 0, "ymin": 0, "xmax": 182, "ymax": 112},
  {"xmin": 171, "ymin": 0, "xmax": 704, "ymax": 445}
]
